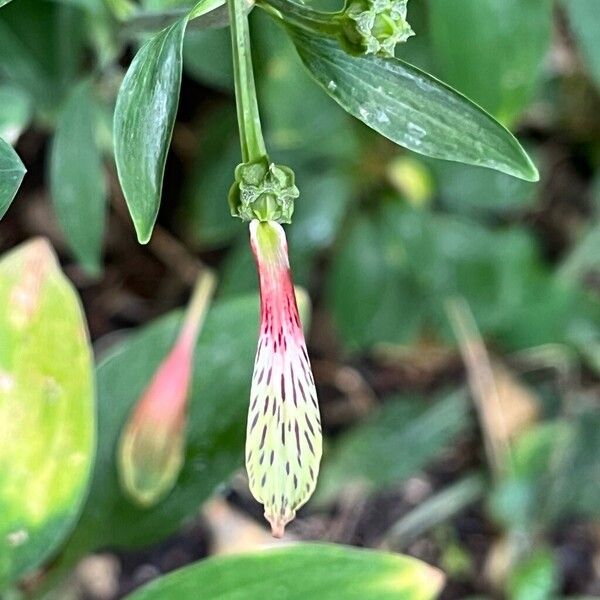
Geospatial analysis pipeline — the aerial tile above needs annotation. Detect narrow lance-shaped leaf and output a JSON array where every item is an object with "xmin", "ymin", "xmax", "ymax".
[
  {"xmin": 0, "ymin": 136, "xmax": 25, "ymax": 219},
  {"xmin": 51, "ymin": 80, "xmax": 107, "ymax": 274},
  {"xmin": 288, "ymin": 23, "xmax": 539, "ymax": 182},
  {"xmin": 114, "ymin": 17, "xmax": 188, "ymax": 243},
  {"xmin": 0, "ymin": 239, "xmax": 95, "ymax": 589},
  {"xmin": 124, "ymin": 543, "xmax": 445, "ymax": 600}
]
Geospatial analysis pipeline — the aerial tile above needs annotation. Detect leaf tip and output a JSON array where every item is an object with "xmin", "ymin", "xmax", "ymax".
[{"xmin": 134, "ymin": 222, "xmax": 154, "ymax": 245}]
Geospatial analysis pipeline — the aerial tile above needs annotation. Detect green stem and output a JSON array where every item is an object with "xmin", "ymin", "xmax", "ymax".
[{"xmin": 228, "ymin": 0, "xmax": 266, "ymax": 162}]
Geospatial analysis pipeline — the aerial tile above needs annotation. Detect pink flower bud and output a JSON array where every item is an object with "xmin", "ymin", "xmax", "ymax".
[
  {"xmin": 246, "ymin": 220, "xmax": 322, "ymax": 537},
  {"xmin": 118, "ymin": 273, "xmax": 215, "ymax": 507}
]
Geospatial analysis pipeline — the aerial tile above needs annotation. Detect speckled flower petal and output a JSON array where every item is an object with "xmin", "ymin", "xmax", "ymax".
[{"xmin": 246, "ymin": 220, "xmax": 322, "ymax": 537}]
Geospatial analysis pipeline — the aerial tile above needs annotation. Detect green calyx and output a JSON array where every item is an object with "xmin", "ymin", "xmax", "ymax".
[
  {"xmin": 339, "ymin": 0, "xmax": 413, "ymax": 58},
  {"xmin": 229, "ymin": 157, "xmax": 299, "ymax": 223}
]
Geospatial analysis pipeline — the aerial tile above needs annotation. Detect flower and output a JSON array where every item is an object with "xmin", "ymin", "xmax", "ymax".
[
  {"xmin": 118, "ymin": 273, "xmax": 215, "ymax": 507},
  {"xmin": 246, "ymin": 219, "xmax": 322, "ymax": 537}
]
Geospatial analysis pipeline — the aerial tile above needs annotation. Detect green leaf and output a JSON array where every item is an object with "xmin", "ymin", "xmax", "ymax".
[
  {"xmin": 327, "ymin": 204, "xmax": 424, "ymax": 349},
  {"xmin": 427, "ymin": 156, "xmax": 538, "ymax": 215},
  {"xmin": 183, "ymin": 28, "xmax": 233, "ymax": 90},
  {"xmin": 50, "ymin": 81, "xmax": 107, "ymax": 274},
  {"xmin": 0, "ymin": 239, "xmax": 95, "ymax": 588},
  {"xmin": 179, "ymin": 105, "xmax": 241, "ymax": 248},
  {"xmin": 427, "ymin": 0, "xmax": 552, "ymax": 125},
  {"xmin": 0, "ymin": 0, "xmax": 13, "ymax": 8},
  {"xmin": 565, "ymin": 0, "xmax": 600, "ymax": 88},
  {"xmin": 316, "ymin": 391, "xmax": 469, "ymax": 502},
  {"xmin": 508, "ymin": 549, "xmax": 558, "ymax": 600},
  {"xmin": 0, "ymin": 0, "xmax": 85, "ymax": 116},
  {"xmin": 289, "ymin": 25, "xmax": 539, "ymax": 182},
  {"xmin": 63, "ymin": 293, "xmax": 260, "ymax": 557},
  {"xmin": 124, "ymin": 543, "xmax": 444, "ymax": 600},
  {"xmin": 0, "ymin": 85, "xmax": 32, "ymax": 145},
  {"xmin": 114, "ymin": 17, "xmax": 188, "ymax": 243},
  {"xmin": 0, "ymin": 136, "xmax": 25, "ymax": 219},
  {"xmin": 328, "ymin": 201, "xmax": 578, "ymax": 351}
]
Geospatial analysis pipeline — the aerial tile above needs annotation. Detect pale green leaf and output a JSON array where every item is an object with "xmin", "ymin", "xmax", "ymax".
[
  {"xmin": 124, "ymin": 543, "xmax": 445, "ymax": 600},
  {"xmin": 0, "ymin": 239, "xmax": 95, "ymax": 588}
]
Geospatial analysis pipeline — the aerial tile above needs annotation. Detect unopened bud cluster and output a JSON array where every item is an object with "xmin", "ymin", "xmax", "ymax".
[
  {"xmin": 339, "ymin": 0, "xmax": 413, "ymax": 58},
  {"xmin": 229, "ymin": 157, "xmax": 299, "ymax": 224}
]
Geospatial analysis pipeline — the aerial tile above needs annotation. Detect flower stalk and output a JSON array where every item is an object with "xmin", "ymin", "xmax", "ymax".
[
  {"xmin": 228, "ymin": 0, "xmax": 266, "ymax": 163},
  {"xmin": 118, "ymin": 272, "xmax": 216, "ymax": 507}
]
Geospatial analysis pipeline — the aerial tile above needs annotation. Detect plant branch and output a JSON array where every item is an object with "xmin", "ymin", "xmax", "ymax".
[{"xmin": 228, "ymin": 0, "xmax": 266, "ymax": 162}]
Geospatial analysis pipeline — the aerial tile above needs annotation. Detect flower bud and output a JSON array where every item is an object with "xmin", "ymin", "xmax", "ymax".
[
  {"xmin": 246, "ymin": 220, "xmax": 322, "ymax": 537},
  {"xmin": 118, "ymin": 273, "xmax": 215, "ymax": 507},
  {"xmin": 229, "ymin": 157, "xmax": 299, "ymax": 224},
  {"xmin": 339, "ymin": 0, "xmax": 414, "ymax": 58}
]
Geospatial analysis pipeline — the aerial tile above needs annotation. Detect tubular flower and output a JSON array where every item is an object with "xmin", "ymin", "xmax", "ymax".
[
  {"xmin": 118, "ymin": 273, "xmax": 215, "ymax": 507},
  {"xmin": 246, "ymin": 219, "xmax": 322, "ymax": 537}
]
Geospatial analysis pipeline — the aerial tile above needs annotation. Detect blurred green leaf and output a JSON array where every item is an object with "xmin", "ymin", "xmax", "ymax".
[
  {"xmin": 316, "ymin": 390, "xmax": 469, "ymax": 501},
  {"xmin": 179, "ymin": 105, "xmax": 241, "ymax": 248},
  {"xmin": 50, "ymin": 81, "xmax": 107, "ymax": 274},
  {"xmin": 0, "ymin": 239, "xmax": 95, "ymax": 588},
  {"xmin": 0, "ymin": 137, "xmax": 25, "ymax": 219},
  {"xmin": 328, "ymin": 204, "xmax": 423, "ymax": 348},
  {"xmin": 289, "ymin": 24, "xmax": 539, "ymax": 182},
  {"xmin": 329, "ymin": 201, "xmax": 585, "ymax": 351},
  {"xmin": 63, "ymin": 293, "xmax": 259, "ymax": 557},
  {"xmin": 124, "ymin": 543, "xmax": 445, "ymax": 600},
  {"xmin": 565, "ymin": 0, "xmax": 600, "ymax": 88},
  {"xmin": 490, "ymin": 411, "xmax": 600, "ymax": 530},
  {"xmin": 508, "ymin": 549, "xmax": 558, "ymax": 600},
  {"xmin": 0, "ymin": 85, "xmax": 32, "ymax": 145},
  {"xmin": 428, "ymin": 0, "xmax": 552, "ymax": 125},
  {"xmin": 183, "ymin": 28, "xmax": 233, "ymax": 90},
  {"xmin": 114, "ymin": 17, "xmax": 188, "ymax": 243},
  {"xmin": 0, "ymin": 0, "xmax": 14, "ymax": 7},
  {"xmin": 0, "ymin": 0, "xmax": 84, "ymax": 115},
  {"xmin": 428, "ymin": 158, "xmax": 538, "ymax": 215}
]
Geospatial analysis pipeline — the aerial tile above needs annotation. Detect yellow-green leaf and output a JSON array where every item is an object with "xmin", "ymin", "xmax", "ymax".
[
  {"xmin": 0, "ymin": 239, "xmax": 95, "ymax": 589},
  {"xmin": 124, "ymin": 543, "xmax": 445, "ymax": 600}
]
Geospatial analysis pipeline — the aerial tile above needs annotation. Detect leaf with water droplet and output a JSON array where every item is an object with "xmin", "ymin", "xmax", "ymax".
[
  {"xmin": 0, "ymin": 239, "xmax": 95, "ymax": 589},
  {"xmin": 289, "ymin": 24, "xmax": 538, "ymax": 182}
]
